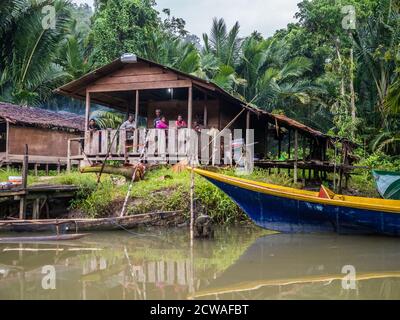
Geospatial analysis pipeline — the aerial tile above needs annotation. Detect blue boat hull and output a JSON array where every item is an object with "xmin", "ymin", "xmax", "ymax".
[{"xmin": 207, "ymin": 178, "xmax": 400, "ymax": 237}]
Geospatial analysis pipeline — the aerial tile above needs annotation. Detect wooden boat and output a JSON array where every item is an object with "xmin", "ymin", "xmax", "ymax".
[
  {"xmin": 193, "ymin": 168, "xmax": 400, "ymax": 236},
  {"xmin": 0, "ymin": 211, "xmax": 183, "ymax": 233},
  {"xmin": 373, "ymin": 170, "xmax": 400, "ymax": 200},
  {"xmin": 0, "ymin": 233, "xmax": 88, "ymax": 243}
]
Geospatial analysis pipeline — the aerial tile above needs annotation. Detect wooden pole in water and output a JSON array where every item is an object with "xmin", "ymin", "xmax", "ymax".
[
  {"xmin": 19, "ymin": 144, "xmax": 28, "ymax": 220},
  {"xmin": 190, "ymin": 158, "xmax": 195, "ymax": 244}
]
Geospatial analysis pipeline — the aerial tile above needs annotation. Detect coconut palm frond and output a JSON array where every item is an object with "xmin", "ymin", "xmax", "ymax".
[{"xmin": 91, "ymin": 110, "xmax": 124, "ymax": 129}]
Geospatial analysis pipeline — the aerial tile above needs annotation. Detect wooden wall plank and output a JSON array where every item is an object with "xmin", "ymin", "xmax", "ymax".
[
  {"xmin": 110, "ymin": 64, "xmax": 166, "ymax": 77},
  {"xmin": 87, "ymin": 80, "xmax": 192, "ymax": 93},
  {"xmin": 95, "ymin": 73, "xmax": 179, "ymax": 85}
]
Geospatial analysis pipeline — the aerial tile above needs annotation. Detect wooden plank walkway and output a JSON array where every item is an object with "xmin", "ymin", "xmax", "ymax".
[{"xmin": 0, "ymin": 184, "xmax": 78, "ymax": 198}]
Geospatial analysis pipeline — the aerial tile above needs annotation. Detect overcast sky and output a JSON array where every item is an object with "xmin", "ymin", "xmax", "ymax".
[{"xmin": 72, "ymin": 0, "xmax": 300, "ymax": 37}]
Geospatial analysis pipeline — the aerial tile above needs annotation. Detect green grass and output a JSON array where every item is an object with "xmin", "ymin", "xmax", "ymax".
[
  {"xmin": 2, "ymin": 160, "xmax": 393, "ymax": 222},
  {"xmin": 29, "ymin": 167, "xmax": 250, "ymax": 222},
  {"xmin": 0, "ymin": 168, "xmax": 40, "ymax": 185}
]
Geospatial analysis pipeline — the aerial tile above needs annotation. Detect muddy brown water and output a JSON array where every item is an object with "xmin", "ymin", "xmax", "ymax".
[{"xmin": 0, "ymin": 226, "xmax": 399, "ymax": 300}]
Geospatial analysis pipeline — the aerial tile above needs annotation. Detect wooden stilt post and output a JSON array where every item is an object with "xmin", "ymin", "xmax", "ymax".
[
  {"xmin": 67, "ymin": 139, "xmax": 71, "ymax": 173},
  {"xmin": 33, "ymin": 198, "xmax": 40, "ymax": 220},
  {"xmin": 338, "ymin": 144, "xmax": 345, "ymax": 193},
  {"xmin": 246, "ymin": 110, "xmax": 251, "ymax": 131},
  {"xmin": 19, "ymin": 144, "xmax": 28, "ymax": 220},
  {"xmin": 278, "ymin": 130, "xmax": 282, "ymax": 159},
  {"xmin": 34, "ymin": 163, "xmax": 38, "ymax": 176},
  {"xmin": 302, "ymin": 136, "xmax": 306, "ymax": 178},
  {"xmin": 135, "ymin": 90, "xmax": 139, "ymax": 126},
  {"xmin": 45, "ymin": 163, "xmax": 49, "ymax": 176},
  {"xmin": 85, "ymin": 91, "xmax": 91, "ymax": 131},
  {"xmin": 132, "ymin": 90, "xmax": 140, "ymax": 159},
  {"xmin": 288, "ymin": 129, "xmax": 291, "ymax": 176},
  {"xmin": 294, "ymin": 130, "xmax": 298, "ymax": 183},
  {"xmin": 203, "ymin": 94, "xmax": 208, "ymax": 127},
  {"xmin": 265, "ymin": 123, "xmax": 269, "ymax": 159},
  {"xmin": 278, "ymin": 129, "xmax": 281, "ymax": 174},
  {"xmin": 188, "ymin": 86, "xmax": 193, "ymax": 129},
  {"xmin": 333, "ymin": 148, "xmax": 337, "ymax": 190}
]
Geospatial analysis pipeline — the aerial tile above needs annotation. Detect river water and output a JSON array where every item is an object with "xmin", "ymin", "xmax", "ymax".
[{"xmin": 0, "ymin": 226, "xmax": 399, "ymax": 300}]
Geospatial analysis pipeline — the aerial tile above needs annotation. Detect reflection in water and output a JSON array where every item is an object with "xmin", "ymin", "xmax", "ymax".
[{"xmin": 0, "ymin": 227, "xmax": 399, "ymax": 300}]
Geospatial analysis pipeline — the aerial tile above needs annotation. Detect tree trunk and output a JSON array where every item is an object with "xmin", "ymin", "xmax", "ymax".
[
  {"xmin": 81, "ymin": 164, "xmax": 145, "ymax": 181},
  {"xmin": 349, "ymin": 32, "xmax": 356, "ymax": 126}
]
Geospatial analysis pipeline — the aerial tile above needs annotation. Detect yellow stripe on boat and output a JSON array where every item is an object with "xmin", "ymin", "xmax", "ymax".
[{"xmin": 193, "ymin": 168, "xmax": 400, "ymax": 214}]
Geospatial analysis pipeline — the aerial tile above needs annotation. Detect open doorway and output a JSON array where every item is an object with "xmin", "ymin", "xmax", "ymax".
[{"xmin": 0, "ymin": 121, "xmax": 7, "ymax": 153}]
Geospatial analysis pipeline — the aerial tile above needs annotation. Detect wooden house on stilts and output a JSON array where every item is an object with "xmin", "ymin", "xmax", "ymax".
[{"xmin": 56, "ymin": 55, "xmax": 356, "ymax": 189}]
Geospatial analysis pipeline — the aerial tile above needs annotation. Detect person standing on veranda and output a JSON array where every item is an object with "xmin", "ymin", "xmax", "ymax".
[{"xmin": 121, "ymin": 114, "xmax": 136, "ymax": 157}]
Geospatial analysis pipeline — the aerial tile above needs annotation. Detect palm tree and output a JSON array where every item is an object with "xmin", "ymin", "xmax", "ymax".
[
  {"xmin": 371, "ymin": 129, "xmax": 400, "ymax": 155},
  {"xmin": 385, "ymin": 71, "xmax": 400, "ymax": 114},
  {"xmin": 353, "ymin": 1, "xmax": 400, "ymax": 128},
  {"xmin": 253, "ymin": 50, "xmax": 315, "ymax": 110},
  {"xmin": 91, "ymin": 110, "xmax": 124, "ymax": 129},
  {"xmin": 201, "ymin": 18, "xmax": 246, "ymax": 95},
  {"xmin": 141, "ymin": 31, "xmax": 200, "ymax": 74},
  {"xmin": 58, "ymin": 18, "xmax": 92, "ymax": 81},
  {"xmin": 202, "ymin": 18, "xmax": 242, "ymax": 68},
  {"xmin": 0, "ymin": 0, "xmax": 72, "ymax": 106}
]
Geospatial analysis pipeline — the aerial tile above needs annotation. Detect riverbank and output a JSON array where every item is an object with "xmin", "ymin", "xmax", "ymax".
[{"xmin": 0, "ymin": 162, "xmax": 388, "ymax": 222}]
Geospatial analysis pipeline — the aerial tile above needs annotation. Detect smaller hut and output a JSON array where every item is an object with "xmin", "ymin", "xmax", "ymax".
[{"xmin": 0, "ymin": 102, "xmax": 84, "ymax": 171}]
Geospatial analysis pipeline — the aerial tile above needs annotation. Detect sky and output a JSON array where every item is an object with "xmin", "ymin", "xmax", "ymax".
[{"xmin": 71, "ymin": 0, "xmax": 300, "ymax": 37}]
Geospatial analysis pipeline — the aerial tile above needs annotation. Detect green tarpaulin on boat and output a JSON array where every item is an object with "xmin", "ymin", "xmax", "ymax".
[{"xmin": 372, "ymin": 170, "xmax": 400, "ymax": 200}]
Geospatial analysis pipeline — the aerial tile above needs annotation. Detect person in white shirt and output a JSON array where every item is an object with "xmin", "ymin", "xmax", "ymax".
[
  {"xmin": 121, "ymin": 114, "xmax": 136, "ymax": 131},
  {"xmin": 121, "ymin": 114, "xmax": 136, "ymax": 144}
]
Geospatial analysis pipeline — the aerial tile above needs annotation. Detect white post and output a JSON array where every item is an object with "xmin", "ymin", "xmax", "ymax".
[
  {"xmin": 188, "ymin": 86, "xmax": 193, "ymax": 129},
  {"xmin": 85, "ymin": 91, "xmax": 90, "ymax": 131}
]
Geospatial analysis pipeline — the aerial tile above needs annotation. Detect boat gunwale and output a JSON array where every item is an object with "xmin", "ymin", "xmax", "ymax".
[{"xmin": 194, "ymin": 168, "xmax": 400, "ymax": 214}]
